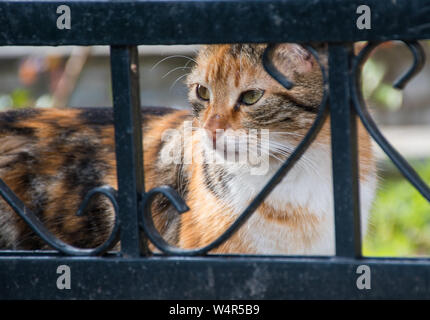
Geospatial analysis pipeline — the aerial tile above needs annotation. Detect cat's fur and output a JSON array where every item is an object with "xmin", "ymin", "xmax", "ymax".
[{"xmin": 0, "ymin": 44, "xmax": 377, "ymax": 254}]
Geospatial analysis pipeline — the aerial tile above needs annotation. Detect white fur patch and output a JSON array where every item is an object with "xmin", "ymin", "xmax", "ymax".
[{"xmin": 215, "ymin": 142, "xmax": 377, "ymax": 255}]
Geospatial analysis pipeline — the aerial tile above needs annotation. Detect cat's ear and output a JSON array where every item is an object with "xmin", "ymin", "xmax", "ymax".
[
  {"xmin": 270, "ymin": 43, "xmax": 315, "ymax": 75},
  {"xmin": 269, "ymin": 43, "xmax": 324, "ymax": 107}
]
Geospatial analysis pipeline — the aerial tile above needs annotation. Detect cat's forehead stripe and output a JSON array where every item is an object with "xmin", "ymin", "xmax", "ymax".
[{"xmin": 205, "ymin": 45, "xmax": 246, "ymax": 88}]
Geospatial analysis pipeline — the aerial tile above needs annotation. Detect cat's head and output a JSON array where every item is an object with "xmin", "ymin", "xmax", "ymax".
[{"xmin": 186, "ymin": 44, "xmax": 325, "ymax": 167}]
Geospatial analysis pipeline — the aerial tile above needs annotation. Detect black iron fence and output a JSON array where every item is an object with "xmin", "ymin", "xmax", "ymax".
[{"xmin": 0, "ymin": 0, "xmax": 430, "ymax": 299}]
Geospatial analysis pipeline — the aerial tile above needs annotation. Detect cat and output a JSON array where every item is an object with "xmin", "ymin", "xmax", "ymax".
[{"xmin": 0, "ymin": 43, "xmax": 377, "ymax": 255}]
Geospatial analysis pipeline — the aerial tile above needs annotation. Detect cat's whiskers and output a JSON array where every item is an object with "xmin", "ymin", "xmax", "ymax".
[
  {"xmin": 191, "ymin": 128, "xmax": 321, "ymax": 176},
  {"xmin": 270, "ymin": 132, "xmax": 326, "ymax": 147},
  {"xmin": 150, "ymin": 55, "xmax": 197, "ymax": 72},
  {"xmin": 162, "ymin": 66, "xmax": 192, "ymax": 79},
  {"xmin": 169, "ymin": 73, "xmax": 191, "ymax": 92},
  {"xmin": 253, "ymin": 137, "xmax": 322, "ymax": 174}
]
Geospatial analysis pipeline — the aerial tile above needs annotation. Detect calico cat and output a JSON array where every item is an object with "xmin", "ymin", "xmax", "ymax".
[{"xmin": 0, "ymin": 43, "xmax": 377, "ymax": 255}]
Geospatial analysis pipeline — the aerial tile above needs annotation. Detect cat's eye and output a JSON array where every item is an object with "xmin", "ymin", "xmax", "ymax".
[
  {"xmin": 196, "ymin": 85, "xmax": 210, "ymax": 101},
  {"xmin": 240, "ymin": 90, "xmax": 264, "ymax": 105}
]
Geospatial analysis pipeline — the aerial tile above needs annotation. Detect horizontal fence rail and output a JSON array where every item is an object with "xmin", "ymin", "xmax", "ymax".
[
  {"xmin": 0, "ymin": 0, "xmax": 429, "ymax": 45},
  {"xmin": 0, "ymin": 0, "xmax": 429, "ymax": 299},
  {"xmin": 2, "ymin": 256, "xmax": 430, "ymax": 299}
]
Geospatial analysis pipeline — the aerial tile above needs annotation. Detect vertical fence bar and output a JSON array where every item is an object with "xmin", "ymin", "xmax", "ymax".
[
  {"xmin": 328, "ymin": 43, "xmax": 362, "ymax": 258},
  {"xmin": 110, "ymin": 45, "xmax": 147, "ymax": 257}
]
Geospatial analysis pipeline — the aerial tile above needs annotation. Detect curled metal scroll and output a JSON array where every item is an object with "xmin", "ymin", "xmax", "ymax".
[
  {"xmin": 392, "ymin": 41, "xmax": 426, "ymax": 89},
  {"xmin": 351, "ymin": 40, "xmax": 430, "ymax": 202},
  {"xmin": 140, "ymin": 44, "xmax": 330, "ymax": 256},
  {"xmin": 0, "ymin": 181, "xmax": 120, "ymax": 256}
]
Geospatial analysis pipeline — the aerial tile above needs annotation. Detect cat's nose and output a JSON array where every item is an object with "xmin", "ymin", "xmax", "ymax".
[{"xmin": 203, "ymin": 114, "xmax": 230, "ymax": 145}]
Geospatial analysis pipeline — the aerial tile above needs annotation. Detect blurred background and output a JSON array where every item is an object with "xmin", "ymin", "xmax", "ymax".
[{"xmin": 0, "ymin": 42, "xmax": 429, "ymax": 257}]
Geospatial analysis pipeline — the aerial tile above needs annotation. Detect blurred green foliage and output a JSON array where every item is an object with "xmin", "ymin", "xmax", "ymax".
[
  {"xmin": 0, "ymin": 89, "xmax": 32, "ymax": 110},
  {"xmin": 10, "ymin": 89, "xmax": 32, "ymax": 108},
  {"xmin": 0, "ymin": 89, "xmax": 52, "ymax": 110},
  {"xmin": 364, "ymin": 160, "xmax": 430, "ymax": 257},
  {"xmin": 362, "ymin": 55, "xmax": 403, "ymax": 110}
]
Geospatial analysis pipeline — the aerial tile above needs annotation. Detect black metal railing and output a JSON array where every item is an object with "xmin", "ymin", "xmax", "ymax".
[{"xmin": 0, "ymin": 0, "xmax": 430, "ymax": 299}]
